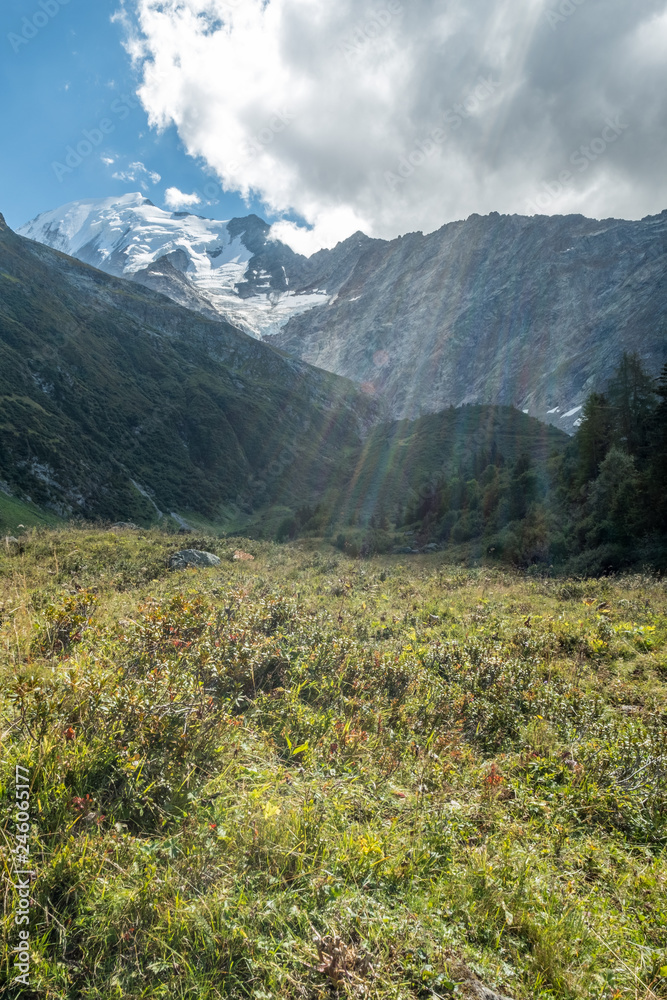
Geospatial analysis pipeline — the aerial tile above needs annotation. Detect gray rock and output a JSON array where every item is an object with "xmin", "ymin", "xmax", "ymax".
[
  {"xmin": 273, "ymin": 210, "xmax": 667, "ymax": 432},
  {"xmin": 132, "ymin": 255, "xmax": 223, "ymax": 321},
  {"xmin": 469, "ymin": 986, "xmax": 515, "ymax": 1000},
  {"xmin": 112, "ymin": 522, "xmax": 139, "ymax": 530},
  {"xmin": 169, "ymin": 549, "xmax": 221, "ymax": 570}
]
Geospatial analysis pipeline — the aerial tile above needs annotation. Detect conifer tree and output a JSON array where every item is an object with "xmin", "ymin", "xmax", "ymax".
[
  {"xmin": 606, "ymin": 352, "xmax": 656, "ymax": 458},
  {"xmin": 576, "ymin": 392, "xmax": 612, "ymax": 482},
  {"xmin": 649, "ymin": 362, "xmax": 667, "ymax": 526}
]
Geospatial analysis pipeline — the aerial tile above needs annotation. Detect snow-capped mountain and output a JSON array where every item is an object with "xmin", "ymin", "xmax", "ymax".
[
  {"xmin": 1, "ymin": 207, "xmax": 377, "ymax": 522},
  {"xmin": 20, "ymin": 196, "xmax": 667, "ymax": 432},
  {"xmin": 18, "ymin": 193, "xmax": 330, "ymax": 338}
]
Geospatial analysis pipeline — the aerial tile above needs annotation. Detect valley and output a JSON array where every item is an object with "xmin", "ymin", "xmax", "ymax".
[{"xmin": 3, "ymin": 3, "xmax": 666, "ymax": 998}]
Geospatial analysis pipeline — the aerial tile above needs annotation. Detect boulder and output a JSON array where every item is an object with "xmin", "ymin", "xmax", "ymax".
[
  {"xmin": 112, "ymin": 522, "xmax": 139, "ymax": 530},
  {"xmin": 169, "ymin": 549, "xmax": 221, "ymax": 570}
]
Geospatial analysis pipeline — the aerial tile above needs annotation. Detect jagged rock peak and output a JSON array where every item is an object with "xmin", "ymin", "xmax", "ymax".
[
  {"xmin": 227, "ymin": 214, "xmax": 271, "ymax": 253},
  {"xmin": 0, "ymin": 212, "xmax": 7, "ymax": 231}
]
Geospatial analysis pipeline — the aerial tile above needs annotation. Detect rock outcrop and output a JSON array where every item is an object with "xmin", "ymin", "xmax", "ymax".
[
  {"xmin": 168, "ymin": 550, "xmax": 221, "ymax": 570},
  {"xmin": 273, "ymin": 210, "xmax": 667, "ymax": 431}
]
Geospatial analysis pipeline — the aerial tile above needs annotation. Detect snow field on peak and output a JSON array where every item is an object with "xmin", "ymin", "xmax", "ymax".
[{"xmin": 18, "ymin": 195, "xmax": 330, "ymax": 339}]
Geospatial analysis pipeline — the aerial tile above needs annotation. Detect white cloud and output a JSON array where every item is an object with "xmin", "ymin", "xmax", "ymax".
[
  {"xmin": 118, "ymin": 0, "xmax": 667, "ymax": 253},
  {"xmin": 164, "ymin": 187, "xmax": 202, "ymax": 210},
  {"xmin": 269, "ymin": 207, "xmax": 366, "ymax": 256},
  {"xmin": 112, "ymin": 160, "xmax": 162, "ymax": 189},
  {"xmin": 101, "ymin": 155, "xmax": 116, "ymax": 166}
]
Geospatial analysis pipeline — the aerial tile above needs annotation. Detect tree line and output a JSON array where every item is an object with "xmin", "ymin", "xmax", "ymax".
[{"xmin": 380, "ymin": 353, "xmax": 667, "ymax": 570}]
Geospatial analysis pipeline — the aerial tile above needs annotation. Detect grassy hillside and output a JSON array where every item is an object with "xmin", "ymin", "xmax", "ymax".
[
  {"xmin": 0, "ymin": 491, "xmax": 62, "ymax": 534},
  {"xmin": 0, "ymin": 215, "xmax": 373, "ymax": 524},
  {"xmin": 1, "ymin": 528, "xmax": 665, "ymax": 998}
]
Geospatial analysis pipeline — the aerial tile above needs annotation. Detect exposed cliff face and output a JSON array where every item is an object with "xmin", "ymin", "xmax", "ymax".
[{"xmin": 272, "ymin": 211, "xmax": 667, "ymax": 431}]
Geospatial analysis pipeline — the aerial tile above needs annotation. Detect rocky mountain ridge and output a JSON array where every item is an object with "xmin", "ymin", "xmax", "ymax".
[
  {"xmin": 18, "ymin": 194, "xmax": 332, "ymax": 339},
  {"xmin": 20, "ymin": 198, "xmax": 667, "ymax": 431},
  {"xmin": 272, "ymin": 210, "xmax": 667, "ymax": 431}
]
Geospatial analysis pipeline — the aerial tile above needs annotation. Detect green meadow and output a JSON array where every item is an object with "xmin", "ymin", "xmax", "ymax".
[{"xmin": 1, "ymin": 528, "xmax": 666, "ymax": 999}]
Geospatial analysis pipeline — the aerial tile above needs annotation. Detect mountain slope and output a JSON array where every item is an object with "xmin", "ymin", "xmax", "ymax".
[
  {"xmin": 338, "ymin": 404, "xmax": 567, "ymax": 527},
  {"xmin": 21, "ymin": 199, "xmax": 667, "ymax": 433},
  {"xmin": 0, "ymin": 211, "xmax": 374, "ymax": 524},
  {"xmin": 274, "ymin": 211, "xmax": 667, "ymax": 430}
]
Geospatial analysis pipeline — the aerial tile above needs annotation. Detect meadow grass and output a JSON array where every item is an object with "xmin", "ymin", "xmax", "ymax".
[{"xmin": 1, "ymin": 528, "xmax": 666, "ymax": 999}]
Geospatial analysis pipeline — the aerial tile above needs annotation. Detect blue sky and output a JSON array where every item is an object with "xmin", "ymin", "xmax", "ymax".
[{"xmin": 0, "ymin": 0, "xmax": 267, "ymax": 230}]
